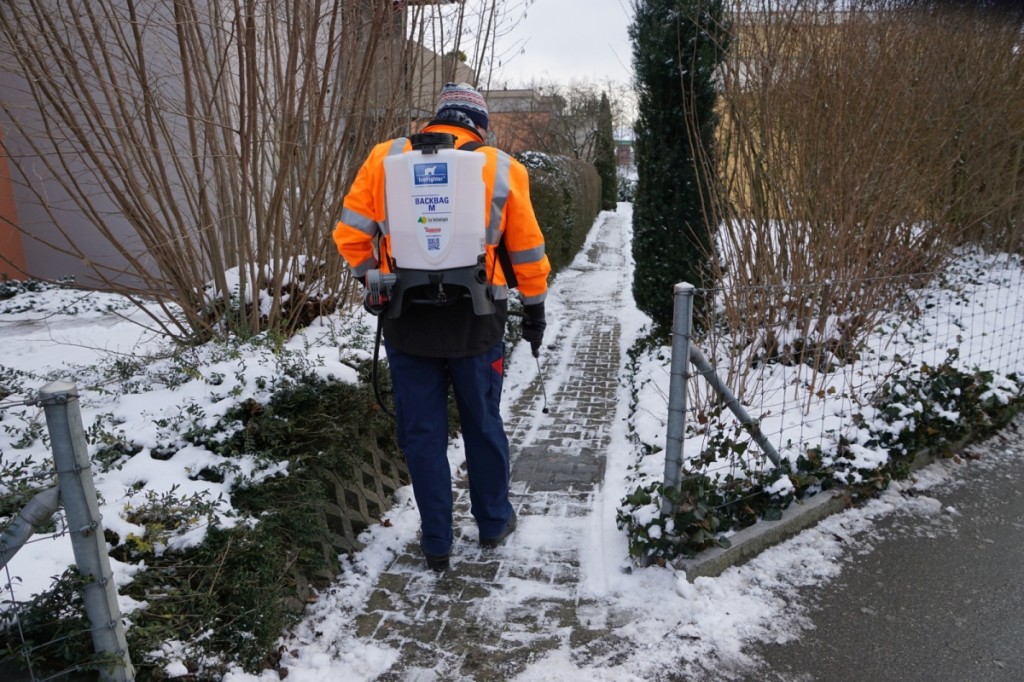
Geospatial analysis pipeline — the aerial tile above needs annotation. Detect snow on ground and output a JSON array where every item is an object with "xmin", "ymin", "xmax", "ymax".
[{"xmin": 3, "ymin": 203, "xmax": 1024, "ymax": 679}]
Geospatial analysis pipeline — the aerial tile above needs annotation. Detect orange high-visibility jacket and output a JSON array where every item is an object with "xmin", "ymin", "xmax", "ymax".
[{"xmin": 333, "ymin": 123, "xmax": 550, "ymax": 306}]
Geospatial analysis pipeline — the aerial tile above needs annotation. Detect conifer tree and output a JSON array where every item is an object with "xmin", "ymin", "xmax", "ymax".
[
  {"xmin": 629, "ymin": 0, "xmax": 729, "ymax": 332},
  {"xmin": 595, "ymin": 92, "xmax": 619, "ymax": 211}
]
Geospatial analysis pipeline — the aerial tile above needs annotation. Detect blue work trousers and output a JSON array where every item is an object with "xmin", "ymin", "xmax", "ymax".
[{"xmin": 385, "ymin": 340, "xmax": 513, "ymax": 556}]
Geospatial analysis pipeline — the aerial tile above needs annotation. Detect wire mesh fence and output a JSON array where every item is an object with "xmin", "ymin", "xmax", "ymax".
[
  {"xmin": 2, "ymin": 383, "xmax": 134, "ymax": 682},
  {"xmin": 624, "ymin": 252, "xmax": 1024, "ymax": 560},
  {"xmin": 2, "ymin": 479, "xmax": 78, "ymax": 682},
  {"xmin": 705, "ymin": 254, "xmax": 1020, "ymax": 469}
]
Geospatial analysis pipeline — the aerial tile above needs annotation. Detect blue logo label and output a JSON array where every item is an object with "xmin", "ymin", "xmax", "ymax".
[{"xmin": 414, "ymin": 162, "xmax": 448, "ymax": 185}]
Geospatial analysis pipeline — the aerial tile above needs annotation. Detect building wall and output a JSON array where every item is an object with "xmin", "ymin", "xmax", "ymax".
[
  {"xmin": 615, "ymin": 140, "xmax": 634, "ymax": 169},
  {"xmin": 408, "ymin": 43, "xmax": 477, "ymax": 121},
  {"xmin": 487, "ymin": 111, "xmax": 551, "ymax": 155},
  {"xmin": 0, "ymin": 3, "xmax": 475, "ymax": 286},
  {"xmin": 482, "ymin": 89, "xmax": 560, "ymax": 155}
]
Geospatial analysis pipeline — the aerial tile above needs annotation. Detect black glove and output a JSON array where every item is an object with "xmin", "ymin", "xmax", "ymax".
[{"xmin": 521, "ymin": 303, "xmax": 546, "ymax": 357}]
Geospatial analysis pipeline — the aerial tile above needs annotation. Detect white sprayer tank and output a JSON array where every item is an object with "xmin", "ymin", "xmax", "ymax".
[{"xmin": 384, "ymin": 147, "xmax": 487, "ymax": 270}]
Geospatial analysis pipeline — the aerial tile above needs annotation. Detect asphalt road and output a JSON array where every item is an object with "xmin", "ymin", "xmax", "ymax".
[{"xmin": 743, "ymin": 420, "xmax": 1024, "ymax": 682}]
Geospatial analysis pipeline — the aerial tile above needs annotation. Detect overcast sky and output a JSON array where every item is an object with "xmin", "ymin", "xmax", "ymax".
[{"xmin": 489, "ymin": 0, "xmax": 636, "ymax": 89}]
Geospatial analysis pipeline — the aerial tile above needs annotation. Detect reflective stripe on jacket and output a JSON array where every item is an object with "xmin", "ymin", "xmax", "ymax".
[{"xmin": 333, "ymin": 123, "xmax": 550, "ymax": 305}]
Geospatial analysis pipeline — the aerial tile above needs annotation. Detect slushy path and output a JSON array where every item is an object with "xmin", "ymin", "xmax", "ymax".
[{"xmin": 350, "ymin": 208, "xmax": 634, "ymax": 680}]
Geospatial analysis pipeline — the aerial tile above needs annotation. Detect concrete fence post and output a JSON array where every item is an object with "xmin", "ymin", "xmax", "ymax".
[
  {"xmin": 662, "ymin": 283, "xmax": 694, "ymax": 515},
  {"xmin": 38, "ymin": 381, "xmax": 135, "ymax": 682}
]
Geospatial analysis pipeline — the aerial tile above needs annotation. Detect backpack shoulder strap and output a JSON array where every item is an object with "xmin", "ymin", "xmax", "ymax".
[{"xmin": 458, "ymin": 140, "xmax": 519, "ymax": 289}]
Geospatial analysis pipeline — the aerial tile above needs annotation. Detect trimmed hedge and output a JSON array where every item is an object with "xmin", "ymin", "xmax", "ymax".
[
  {"xmin": 2, "ymin": 365, "xmax": 409, "ymax": 679},
  {"xmin": 516, "ymin": 152, "xmax": 601, "ymax": 274}
]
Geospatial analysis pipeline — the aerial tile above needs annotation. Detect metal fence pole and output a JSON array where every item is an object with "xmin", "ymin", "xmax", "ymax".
[
  {"xmin": 38, "ymin": 381, "xmax": 135, "ymax": 682},
  {"xmin": 688, "ymin": 345, "xmax": 782, "ymax": 467},
  {"xmin": 662, "ymin": 283, "xmax": 694, "ymax": 515},
  {"xmin": 0, "ymin": 486, "xmax": 60, "ymax": 569}
]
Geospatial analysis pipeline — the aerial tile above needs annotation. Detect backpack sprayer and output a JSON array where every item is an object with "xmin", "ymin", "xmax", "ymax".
[
  {"xmin": 366, "ymin": 132, "xmax": 488, "ymax": 416},
  {"xmin": 364, "ymin": 132, "xmax": 550, "ymax": 417},
  {"xmin": 363, "ymin": 131, "xmax": 491, "ymax": 317}
]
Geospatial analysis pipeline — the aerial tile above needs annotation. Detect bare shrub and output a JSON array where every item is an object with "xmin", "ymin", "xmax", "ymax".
[
  {"xmin": 707, "ymin": 0, "xmax": 1024, "ymax": 392},
  {"xmin": 0, "ymin": 0, "xmax": 515, "ymax": 340},
  {"xmin": 932, "ymin": 7, "xmax": 1024, "ymax": 252}
]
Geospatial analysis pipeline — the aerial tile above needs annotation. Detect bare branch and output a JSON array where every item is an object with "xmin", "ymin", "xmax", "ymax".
[{"xmin": 1, "ymin": 0, "xmax": 514, "ymax": 339}]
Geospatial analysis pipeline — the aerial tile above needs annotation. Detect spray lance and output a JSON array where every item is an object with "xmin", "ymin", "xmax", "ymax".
[
  {"xmin": 534, "ymin": 346, "xmax": 550, "ymax": 415},
  {"xmin": 509, "ymin": 308, "xmax": 550, "ymax": 415}
]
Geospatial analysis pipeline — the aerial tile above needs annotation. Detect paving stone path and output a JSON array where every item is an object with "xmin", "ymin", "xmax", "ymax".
[{"xmin": 353, "ymin": 211, "xmax": 634, "ymax": 680}]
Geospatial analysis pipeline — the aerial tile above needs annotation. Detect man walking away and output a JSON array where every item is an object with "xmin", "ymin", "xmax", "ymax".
[{"xmin": 333, "ymin": 83, "xmax": 551, "ymax": 571}]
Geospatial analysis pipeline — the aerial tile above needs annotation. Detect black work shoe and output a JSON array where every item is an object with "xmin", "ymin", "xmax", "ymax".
[
  {"xmin": 480, "ymin": 509, "xmax": 517, "ymax": 549},
  {"xmin": 424, "ymin": 551, "xmax": 449, "ymax": 572}
]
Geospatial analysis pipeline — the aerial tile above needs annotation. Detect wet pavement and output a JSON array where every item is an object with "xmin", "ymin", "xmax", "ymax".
[{"xmin": 741, "ymin": 419, "xmax": 1024, "ymax": 682}]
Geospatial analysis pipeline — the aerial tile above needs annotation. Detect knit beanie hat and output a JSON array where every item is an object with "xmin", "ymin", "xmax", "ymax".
[{"xmin": 435, "ymin": 82, "xmax": 489, "ymax": 131}]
